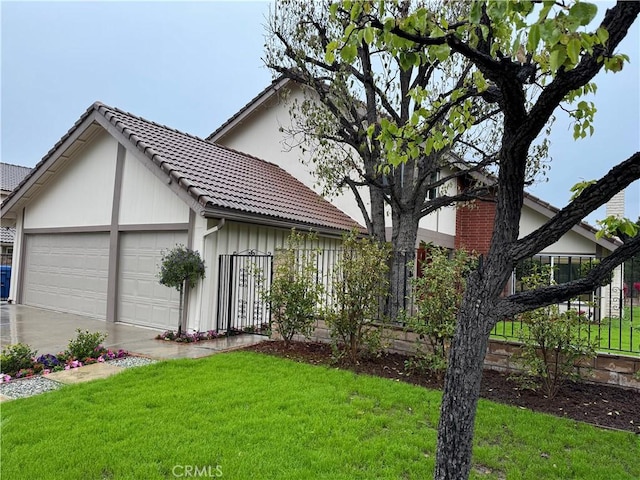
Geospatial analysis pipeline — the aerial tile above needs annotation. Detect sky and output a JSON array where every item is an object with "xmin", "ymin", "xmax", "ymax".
[{"xmin": 1, "ymin": 0, "xmax": 639, "ymax": 225}]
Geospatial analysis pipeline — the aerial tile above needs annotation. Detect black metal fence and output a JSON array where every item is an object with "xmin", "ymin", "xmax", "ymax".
[
  {"xmin": 216, "ymin": 250, "xmax": 272, "ymax": 335},
  {"xmin": 492, "ymin": 255, "xmax": 638, "ymax": 355},
  {"xmin": 213, "ymin": 246, "xmax": 639, "ymax": 355}
]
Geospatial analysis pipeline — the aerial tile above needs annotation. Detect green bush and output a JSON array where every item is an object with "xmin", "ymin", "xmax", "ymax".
[
  {"xmin": 325, "ymin": 232, "xmax": 390, "ymax": 363},
  {"xmin": 512, "ymin": 266, "xmax": 597, "ymax": 399},
  {"xmin": 404, "ymin": 245, "xmax": 474, "ymax": 377},
  {"xmin": 66, "ymin": 329, "xmax": 108, "ymax": 361},
  {"xmin": 1, "ymin": 343, "xmax": 37, "ymax": 376},
  {"xmin": 265, "ymin": 230, "xmax": 324, "ymax": 344}
]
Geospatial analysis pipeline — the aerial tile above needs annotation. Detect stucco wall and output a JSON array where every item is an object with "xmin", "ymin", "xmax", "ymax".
[{"xmin": 23, "ymin": 130, "xmax": 117, "ymax": 229}]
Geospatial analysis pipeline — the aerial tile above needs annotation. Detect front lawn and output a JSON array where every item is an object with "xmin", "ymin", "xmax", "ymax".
[{"xmin": 1, "ymin": 352, "xmax": 638, "ymax": 479}]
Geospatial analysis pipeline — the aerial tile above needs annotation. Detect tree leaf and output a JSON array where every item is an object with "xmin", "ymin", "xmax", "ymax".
[
  {"xmin": 596, "ymin": 27, "xmax": 609, "ymax": 45},
  {"xmin": 527, "ymin": 23, "xmax": 540, "ymax": 53},
  {"xmin": 430, "ymin": 44, "xmax": 450, "ymax": 62},
  {"xmin": 569, "ymin": 2, "xmax": 598, "ymax": 26},
  {"xmin": 567, "ymin": 38, "xmax": 581, "ymax": 65},
  {"xmin": 550, "ymin": 47, "xmax": 567, "ymax": 72},
  {"xmin": 470, "ymin": 1, "xmax": 482, "ymax": 24}
]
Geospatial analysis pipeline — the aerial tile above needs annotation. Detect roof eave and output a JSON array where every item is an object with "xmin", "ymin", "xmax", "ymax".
[
  {"xmin": 201, "ymin": 205, "xmax": 358, "ymax": 238},
  {"xmin": 206, "ymin": 77, "xmax": 291, "ymax": 143},
  {"xmin": 0, "ymin": 108, "xmax": 102, "ymax": 220}
]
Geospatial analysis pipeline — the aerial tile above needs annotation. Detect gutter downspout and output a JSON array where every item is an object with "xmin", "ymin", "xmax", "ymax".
[{"xmin": 196, "ymin": 218, "xmax": 226, "ymax": 331}]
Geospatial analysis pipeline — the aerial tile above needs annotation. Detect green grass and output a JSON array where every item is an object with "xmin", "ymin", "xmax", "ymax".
[{"xmin": 1, "ymin": 352, "xmax": 638, "ymax": 479}]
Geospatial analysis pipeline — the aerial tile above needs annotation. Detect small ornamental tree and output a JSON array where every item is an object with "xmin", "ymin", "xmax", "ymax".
[{"xmin": 158, "ymin": 245, "xmax": 206, "ymax": 336}]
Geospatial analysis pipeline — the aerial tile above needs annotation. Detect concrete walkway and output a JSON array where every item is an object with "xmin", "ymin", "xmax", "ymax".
[{"xmin": 0, "ymin": 304, "xmax": 266, "ymax": 400}]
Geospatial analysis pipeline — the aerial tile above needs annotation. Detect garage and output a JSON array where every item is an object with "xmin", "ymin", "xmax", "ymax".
[
  {"xmin": 117, "ymin": 231, "xmax": 187, "ymax": 329},
  {"xmin": 23, "ymin": 233, "xmax": 109, "ymax": 318}
]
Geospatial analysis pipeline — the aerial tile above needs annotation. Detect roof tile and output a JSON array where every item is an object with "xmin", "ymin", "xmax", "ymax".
[
  {"xmin": 95, "ymin": 103, "xmax": 361, "ymax": 232},
  {"xmin": 1, "ymin": 163, "xmax": 32, "ymax": 192}
]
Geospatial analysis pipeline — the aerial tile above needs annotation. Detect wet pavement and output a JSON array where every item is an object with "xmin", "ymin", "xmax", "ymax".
[{"xmin": 0, "ymin": 303, "xmax": 265, "ymax": 360}]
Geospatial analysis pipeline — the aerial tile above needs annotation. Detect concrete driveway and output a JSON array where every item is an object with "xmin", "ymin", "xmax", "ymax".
[{"xmin": 0, "ymin": 303, "xmax": 264, "ymax": 360}]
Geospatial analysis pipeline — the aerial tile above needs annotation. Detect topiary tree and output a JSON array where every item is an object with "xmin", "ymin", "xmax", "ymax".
[{"xmin": 158, "ymin": 245, "xmax": 206, "ymax": 336}]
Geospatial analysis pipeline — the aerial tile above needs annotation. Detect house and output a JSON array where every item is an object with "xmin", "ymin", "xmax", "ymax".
[
  {"xmin": 208, "ymin": 78, "xmax": 624, "ymax": 318},
  {"xmin": 1, "ymin": 163, "xmax": 32, "ymax": 259},
  {"xmin": 207, "ymin": 77, "xmax": 620, "ymax": 261},
  {"xmin": 0, "ymin": 102, "xmax": 360, "ymax": 331}
]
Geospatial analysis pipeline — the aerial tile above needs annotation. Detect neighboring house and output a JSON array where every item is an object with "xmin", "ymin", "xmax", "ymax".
[
  {"xmin": 0, "ymin": 102, "xmax": 360, "ymax": 331},
  {"xmin": 207, "ymin": 77, "xmax": 619, "ymax": 261},
  {"xmin": 1, "ymin": 163, "xmax": 32, "ymax": 258}
]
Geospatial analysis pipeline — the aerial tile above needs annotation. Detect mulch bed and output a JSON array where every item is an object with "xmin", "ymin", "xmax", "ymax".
[{"xmin": 244, "ymin": 340, "xmax": 640, "ymax": 434}]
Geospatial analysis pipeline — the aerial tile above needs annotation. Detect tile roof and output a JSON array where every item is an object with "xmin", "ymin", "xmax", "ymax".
[
  {"xmin": 0, "ymin": 226, "xmax": 15, "ymax": 245},
  {"xmin": 95, "ymin": 103, "xmax": 361, "ymax": 232},
  {"xmin": 1, "ymin": 163, "xmax": 32, "ymax": 192}
]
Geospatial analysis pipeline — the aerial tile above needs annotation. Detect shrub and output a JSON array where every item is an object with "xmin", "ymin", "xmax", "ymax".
[
  {"xmin": 66, "ymin": 329, "xmax": 108, "ymax": 361},
  {"xmin": 404, "ymin": 245, "xmax": 474, "ymax": 377},
  {"xmin": 324, "ymin": 232, "xmax": 390, "ymax": 363},
  {"xmin": 0, "ymin": 343, "xmax": 37, "ymax": 377},
  {"xmin": 158, "ymin": 244, "xmax": 206, "ymax": 336},
  {"xmin": 264, "ymin": 230, "xmax": 324, "ymax": 344},
  {"xmin": 512, "ymin": 266, "xmax": 597, "ymax": 399}
]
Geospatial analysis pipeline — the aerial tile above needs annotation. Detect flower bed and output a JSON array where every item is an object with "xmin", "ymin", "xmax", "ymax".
[
  {"xmin": 155, "ymin": 328, "xmax": 250, "ymax": 343},
  {"xmin": 1, "ymin": 348, "xmax": 128, "ymax": 383},
  {"xmin": 156, "ymin": 329, "xmax": 225, "ymax": 343},
  {"xmin": 1, "ymin": 329, "xmax": 128, "ymax": 383}
]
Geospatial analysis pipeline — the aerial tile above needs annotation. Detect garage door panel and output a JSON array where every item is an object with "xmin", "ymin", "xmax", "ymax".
[
  {"xmin": 118, "ymin": 231, "xmax": 186, "ymax": 329},
  {"xmin": 23, "ymin": 233, "xmax": 109, "ymax": 319}
]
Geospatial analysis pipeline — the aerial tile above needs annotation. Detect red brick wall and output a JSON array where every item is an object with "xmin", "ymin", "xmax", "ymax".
[{"xmin": 455, "ymin": 199, "xmax": 497, "ymax": 256}]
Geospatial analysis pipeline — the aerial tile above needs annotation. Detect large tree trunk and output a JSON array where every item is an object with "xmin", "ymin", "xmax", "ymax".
[
  {"xmin": 389, "ymin": 209, "xmax": 419, "ymax": 321},
  {"xmin": 369, "ymin": 185, "xmax": 387, "ymax": 244},
  {"xmin": 433, "ymin": 275, "xmax": 494, "ymax": 480}
]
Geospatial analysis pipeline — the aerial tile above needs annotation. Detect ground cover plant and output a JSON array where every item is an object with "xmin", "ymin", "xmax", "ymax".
[{"xmin": 1, "ymin": 351, "xmax": 638, "ymax": 480}]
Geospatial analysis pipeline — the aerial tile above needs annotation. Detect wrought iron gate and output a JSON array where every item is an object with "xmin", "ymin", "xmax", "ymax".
[{"xmin": 216, "ymin": 250, "xmax": 272, "ymax": 335}]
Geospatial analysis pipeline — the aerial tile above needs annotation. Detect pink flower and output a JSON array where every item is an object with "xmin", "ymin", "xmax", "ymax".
[
  {"xmin": 65, "ymin": 365, "xmax": 70, "ymax": 370},
  {"xmin": 98, "ymin": 356, "xmax": 105, "ymax": 363},
  {"xmin": 43, "ymin": 369, "xmax": 51, "ymax": 375}
]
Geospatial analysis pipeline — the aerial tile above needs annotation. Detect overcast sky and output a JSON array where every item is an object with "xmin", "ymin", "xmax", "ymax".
[{"xmin": 1, "ymin": 1, "xmax": 638, "ymax": 225}]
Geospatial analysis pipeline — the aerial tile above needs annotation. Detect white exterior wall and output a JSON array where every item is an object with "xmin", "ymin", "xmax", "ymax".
[
  {"xmin": 23, "ymin": 130, "xmax": 117, "ymax": 229},
  {"xmin": 119, "ymin": 149, "xmax": 190, "ymax": 225},
  {"xmin": 188, "ymin": 220, "xmax": 341, "ymax": 332},
  {"xmin": 519, "ymin": 206, "xmax": 596, "ymax": 255}
]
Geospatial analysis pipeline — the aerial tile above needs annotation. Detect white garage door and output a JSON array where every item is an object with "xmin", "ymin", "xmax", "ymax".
[
  {"xmin": 118, "ymin": 231, "xmax": 187, "ymax": 329},
  {"xmin": 23, "ymin": 233, "xmax": 109, "ymax": 318}
]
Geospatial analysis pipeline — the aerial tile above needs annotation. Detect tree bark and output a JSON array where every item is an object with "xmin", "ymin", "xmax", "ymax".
[
  {"xmin": 434, "ymin": 276, "xmax": 493, "ymax": 480},
  {"xmin": 389, "ymin": 208, "xmax": 420, "ymax": 321}
]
